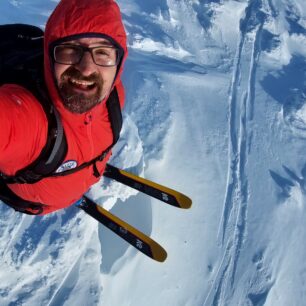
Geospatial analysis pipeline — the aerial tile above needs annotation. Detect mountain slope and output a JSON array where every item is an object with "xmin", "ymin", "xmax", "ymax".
[{"xmin": 0, "ymin": 0, "xmax": 306, "ymax": 305}]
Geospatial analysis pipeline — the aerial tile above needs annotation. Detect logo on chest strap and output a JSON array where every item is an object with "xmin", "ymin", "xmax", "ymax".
[{"xmin": 55, "ymin": 160, "xmax": 78, "ymax": 173}]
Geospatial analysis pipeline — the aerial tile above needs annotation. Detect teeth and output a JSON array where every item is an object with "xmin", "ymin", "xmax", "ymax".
[{"xmin": 70, "ymin": 78, "xmax": 95, "ymax": 86}]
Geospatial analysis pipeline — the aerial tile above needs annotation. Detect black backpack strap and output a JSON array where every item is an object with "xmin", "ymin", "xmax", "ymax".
[
  {"xmin": 0, "ymin": 85, "xmax": 68, "ymax": 184},
  {"xmin": 0, "ymin": 179, "xmax": 46, "ymax": 215},
  {"xmin": 107, "ymin": 87, "xmax": 122, "ymax": 144}
]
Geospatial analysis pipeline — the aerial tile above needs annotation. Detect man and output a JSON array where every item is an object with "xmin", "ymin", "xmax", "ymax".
[{"xmin": 0, "ymin": 0, "xmax": 128, "ymax": 214}]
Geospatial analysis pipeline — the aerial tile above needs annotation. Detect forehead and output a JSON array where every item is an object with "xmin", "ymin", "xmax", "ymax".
[{"xmin": 61, "ymin": 37, "xmax": 113, "ymax": 46}]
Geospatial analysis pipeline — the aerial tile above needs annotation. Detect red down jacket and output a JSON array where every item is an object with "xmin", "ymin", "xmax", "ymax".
[{"xmin": 0, "ymin": 0, "xmax": 128, "ymax": 214}]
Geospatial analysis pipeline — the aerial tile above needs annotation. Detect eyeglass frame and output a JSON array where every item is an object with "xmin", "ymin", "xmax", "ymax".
[{"xmin": 50, "ymin": 33, "xmax": 124, "ymax": 68}]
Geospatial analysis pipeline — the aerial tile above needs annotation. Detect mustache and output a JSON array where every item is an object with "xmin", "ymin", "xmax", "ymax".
[{"xmin": 60, "ymin": 66, "xmax": 101, "ymax": 84}]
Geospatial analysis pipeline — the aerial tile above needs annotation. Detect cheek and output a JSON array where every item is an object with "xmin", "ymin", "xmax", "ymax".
[
  {"xmin": 99, "ymin": 67, "xmax": 117, "ymax": 87},
  {"xmin": 54, "ymin": 64, "xmax": 69, "ymax": 85}
]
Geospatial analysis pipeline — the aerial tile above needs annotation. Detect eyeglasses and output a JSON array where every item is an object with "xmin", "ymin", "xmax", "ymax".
[{"xmin": 53, "ymin": 44, "xmax": 121, "ymax": 67}]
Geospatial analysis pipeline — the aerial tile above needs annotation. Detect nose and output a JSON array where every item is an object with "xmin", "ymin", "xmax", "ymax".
[{"xmin": 75, "ymin": 50, "xmax": 96, "ymax": 76}]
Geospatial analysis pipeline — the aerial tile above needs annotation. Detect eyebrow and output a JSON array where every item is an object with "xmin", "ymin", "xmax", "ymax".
[
  {"xmin": 90, "ymin": 40, "xmax": 113, "ymax": 46},
  {"xmin": 66, "ymin": 39, "xmax": 113, "ymax": 46}
]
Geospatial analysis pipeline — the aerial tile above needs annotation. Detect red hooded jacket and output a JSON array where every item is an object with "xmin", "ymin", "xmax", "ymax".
[{"xmin": 0, "ymin": 0, "xmax": 128, "ymax": 214}]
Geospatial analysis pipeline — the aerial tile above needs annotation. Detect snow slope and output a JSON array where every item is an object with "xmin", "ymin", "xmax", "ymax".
[{"xmin": 0, "ymin": 0, "xmax": 306, "ymax": 305}]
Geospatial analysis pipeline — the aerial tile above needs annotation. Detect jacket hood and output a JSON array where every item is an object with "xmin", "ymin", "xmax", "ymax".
[{"xmin": 44, "ymin": 0, "xmax": 127, "ymax": 118}]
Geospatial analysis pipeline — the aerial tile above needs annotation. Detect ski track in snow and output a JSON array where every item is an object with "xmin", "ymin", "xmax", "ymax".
[{"xmin": 205, "ymin": 0, "xmax": 275, "ymax": 304}]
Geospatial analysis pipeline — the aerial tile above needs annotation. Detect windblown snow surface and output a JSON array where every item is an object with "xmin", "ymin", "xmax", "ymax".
[{"xmin": 1, "ymin": 0, "xmax": 306, "ymax": 305}]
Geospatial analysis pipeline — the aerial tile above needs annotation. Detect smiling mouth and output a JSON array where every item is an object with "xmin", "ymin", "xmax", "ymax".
[{"xmin": 68, "ymin": 77, "xmax": 97, "ymax": 91}]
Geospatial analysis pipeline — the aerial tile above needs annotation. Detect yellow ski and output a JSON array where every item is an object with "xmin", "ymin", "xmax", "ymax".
[
  {"xmin": 104, "ymin": 164, "xmax": 192, "ymax": 209},
  {"xmin": 78, "ymin": 196, "xmax": 167, "ymax": 262}
]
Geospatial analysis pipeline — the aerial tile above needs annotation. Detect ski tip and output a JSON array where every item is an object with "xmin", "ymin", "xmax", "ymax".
[
  {"xmin": 151, "ymin": 244, "xmax": 168, "ymax": 262},
  {"xmin": 176, "ymin": 194, "xmax": 192, "ymax": 209}
]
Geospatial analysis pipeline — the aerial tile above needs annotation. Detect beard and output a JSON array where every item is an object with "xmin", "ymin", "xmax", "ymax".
[{"xmin": 58, "ymin": 66, "xmax": 104, "ymax": 114}]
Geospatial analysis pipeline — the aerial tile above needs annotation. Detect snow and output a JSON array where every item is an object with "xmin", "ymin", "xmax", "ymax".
[{"xmin": 0, "ymin": 0, "xmax": 306, "ymax": 305}]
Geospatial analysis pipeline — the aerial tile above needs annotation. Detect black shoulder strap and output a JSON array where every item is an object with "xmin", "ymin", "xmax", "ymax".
[
  {"xmin": 0, "ymin": 181, "xmax": 46, "ymax": 215},
  {"xmin": 0, "ymin": 93, "xmax": 67, "ymax": 184},
  {"xmin": 107, "ymin": 87, "xmax": 122, "ymax": 144}
]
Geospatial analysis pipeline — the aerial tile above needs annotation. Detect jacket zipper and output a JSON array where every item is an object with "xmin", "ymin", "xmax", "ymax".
[
  {"xmin": 84, "ymin": 112, "xmax": 102, "ymax": 178},
  {"xmin": 84, "ymin": 112, "xmax": 94, "ymax": 158}
]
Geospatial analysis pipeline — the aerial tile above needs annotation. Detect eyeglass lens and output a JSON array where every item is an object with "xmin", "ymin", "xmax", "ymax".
[{"xmin": 54, "ymin": 45, "xmax": 118, "ymax": 66}]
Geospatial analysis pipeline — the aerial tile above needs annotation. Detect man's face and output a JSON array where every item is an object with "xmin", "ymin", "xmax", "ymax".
[{"xmin": 54, "ymin": 37, "xmax": 118, "ymax": 114}]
